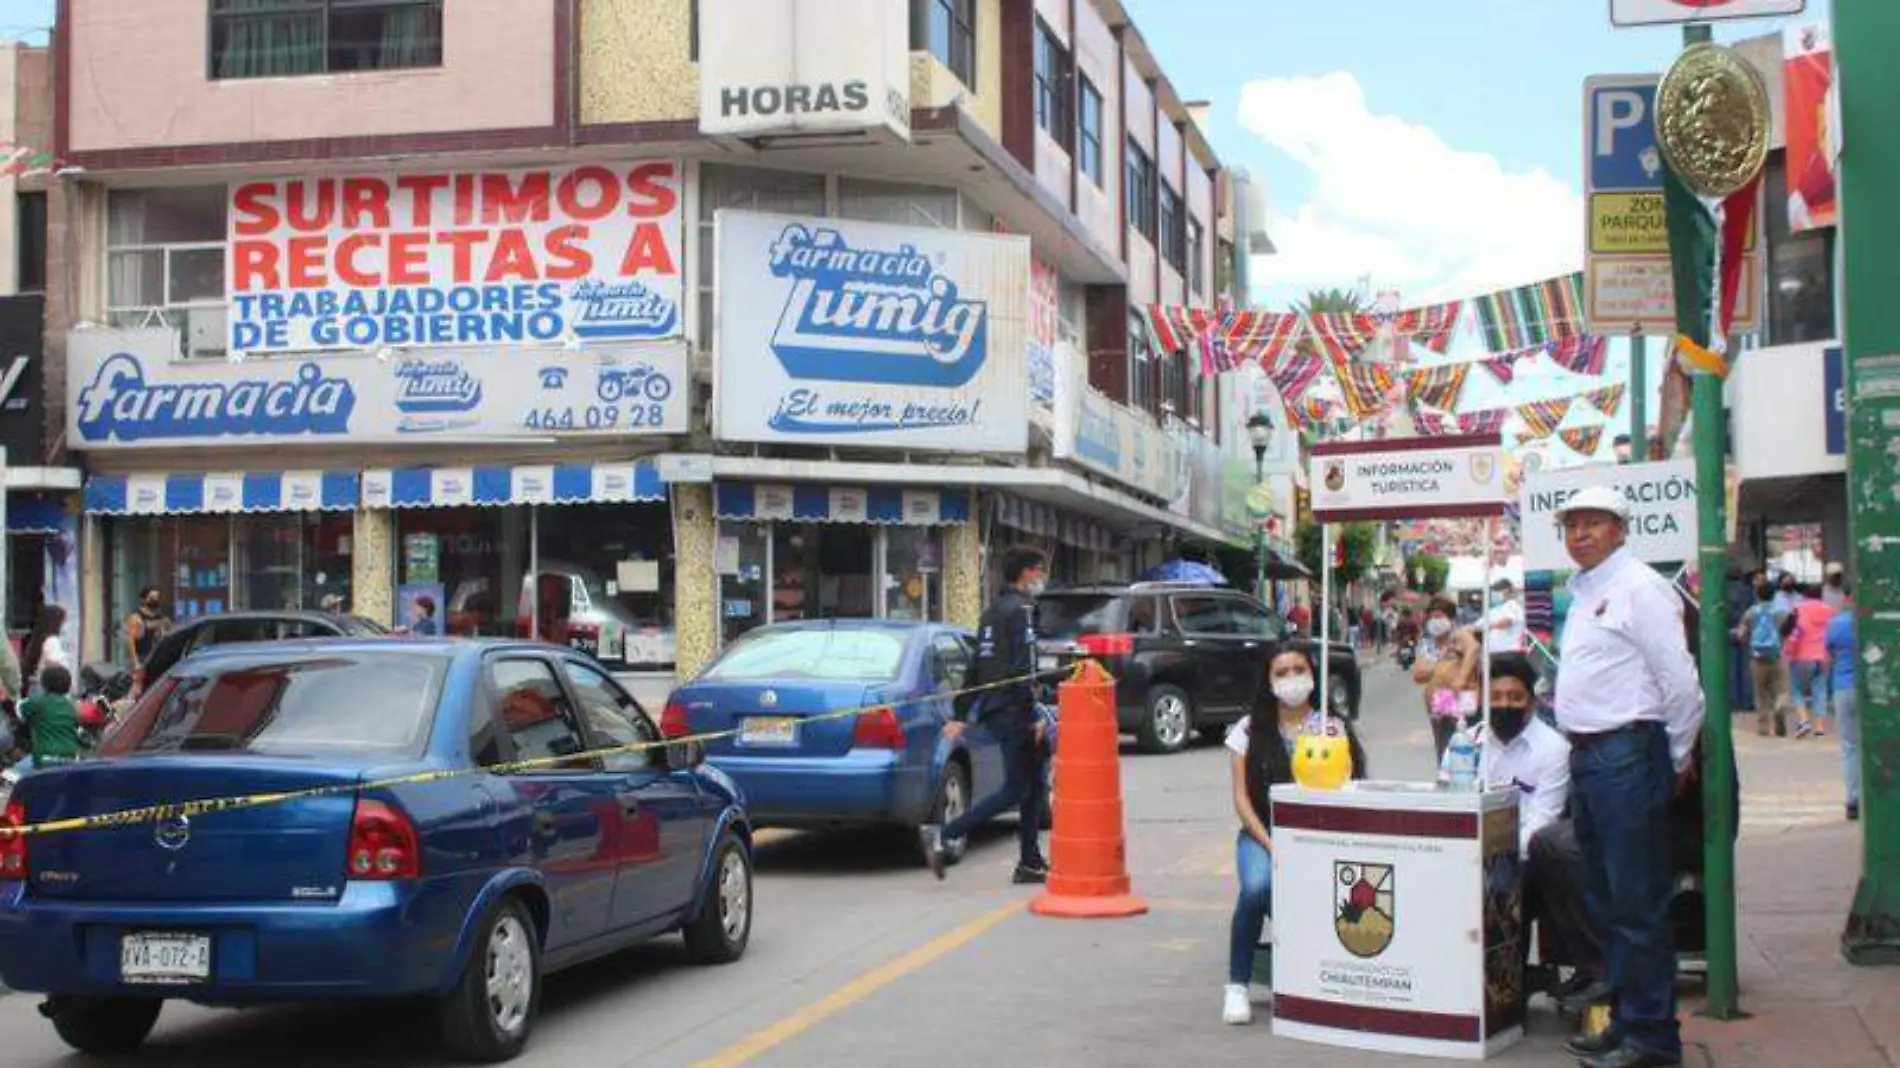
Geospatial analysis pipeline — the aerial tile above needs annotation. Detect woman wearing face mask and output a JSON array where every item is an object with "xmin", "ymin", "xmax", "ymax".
[
  {"xmin": 1222, "ymin": 643, "xmax": 1368, "ymax": 1025},
  {"xmin": 1410, "ymin": 596, "xmax": 1480, "ymax": 761}
]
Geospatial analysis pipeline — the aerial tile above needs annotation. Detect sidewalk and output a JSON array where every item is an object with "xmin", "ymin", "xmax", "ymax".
[{"xmin": 1683, "ymin": 824, "xmax": 1899, "ymax": 1068}]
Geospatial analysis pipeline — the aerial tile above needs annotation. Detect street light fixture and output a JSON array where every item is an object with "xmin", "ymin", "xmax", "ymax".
[{"xmin": 1247, "ymin": 411, "xmax": 1275, "ymax": 605}]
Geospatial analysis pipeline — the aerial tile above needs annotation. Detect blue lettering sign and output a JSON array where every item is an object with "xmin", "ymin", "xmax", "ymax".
[
  {"xmin": 1075, "ymin": 394, "xmax": 1121, "ymax": 472},
  {"xmin": 766, "ymin": 387, "xmax": 983, "ymax": 434},
  {"xmin": 569, "ymin": 280, "xmax": 680, "ymax": 339},
  {"xmin": 393, "ymin": 357, "xmax": 484, "ymax": 413},
  {"xmin": 75, "ymin": 354, "xmax": 355, "ymax": 443},
  {"xmin": 765, "ymin": 224, "xmax": 988, "ymax": 387},
  {"xmin": 232, "ymin": 283, "xmax": 567, "ymax": 352}
]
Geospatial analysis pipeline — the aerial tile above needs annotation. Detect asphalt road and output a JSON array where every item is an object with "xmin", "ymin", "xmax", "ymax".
[{"xmin": 0, "ymin": 659, "xmax": 1852, "ymax": 1067}]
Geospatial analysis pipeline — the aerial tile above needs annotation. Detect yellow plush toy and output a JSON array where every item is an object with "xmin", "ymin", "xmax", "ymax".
[{"xmin": 1292, "ymin": 729, "xmax": 1355, "ymax": 791}]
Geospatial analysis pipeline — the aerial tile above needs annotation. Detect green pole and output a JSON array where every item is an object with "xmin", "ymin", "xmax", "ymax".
[
  {"xmin": 1667, "ymin": 19, "xmax": 1743, "ymax": 1019},
  {"xmin": 1631, "ymin": 332, "xmax": 1649, "ymax": 462},
  {"xmin": 1837, "ymin": 0, "xmax": 1900, "ymax": 966}
]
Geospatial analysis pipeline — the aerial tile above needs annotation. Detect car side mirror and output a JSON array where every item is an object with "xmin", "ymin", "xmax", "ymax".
[{"xmin": 666, "ymin": 739, "xmax": 704, "ymax": 771}]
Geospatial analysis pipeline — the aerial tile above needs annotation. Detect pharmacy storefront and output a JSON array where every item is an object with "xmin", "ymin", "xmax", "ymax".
[{"xmin": 709, "ymin": 209, "xmax": 1030, "ymax": 645}]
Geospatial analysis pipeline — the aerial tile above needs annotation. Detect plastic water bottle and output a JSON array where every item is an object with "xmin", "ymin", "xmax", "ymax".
[{"xmin": 1445, "ymin": 725, "xmax": 1481, "ymax": 793}]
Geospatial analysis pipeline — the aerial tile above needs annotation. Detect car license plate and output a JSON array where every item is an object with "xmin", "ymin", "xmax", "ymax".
[
  {"xmin": 740, "ymin": 716, "xmax": 797, "ymax": 745},
  {"xmin": 1038, "ymin": 654, "xmax": 1059, "ymax": 673},
  {"xmin": 120, "ymin": 932, "xmax": 211, "ymax": 984}
]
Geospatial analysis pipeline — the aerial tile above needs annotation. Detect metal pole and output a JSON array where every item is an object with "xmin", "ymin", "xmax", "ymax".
[
  {"xmin": 1319, "ymin": 523, "xmax": 1332, "ymax": 715},
  {"xmin": 1837, "ymin": 0, "xmax": 1900, "ymax": 965},
  {"xmin": 1630, "ymin": 332, "xmax": 1649, "ymax": 461},
  {"xmin": 1255, "ymin": 453, "xmax": 1269, "ymax": 604},
  {"xmin": 1677, "ymin": 18, "xmax": 1742, "ymax": 1019}
]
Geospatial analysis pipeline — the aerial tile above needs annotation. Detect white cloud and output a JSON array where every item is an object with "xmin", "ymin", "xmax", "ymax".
[{"xmin": 1238, "ymin": 72, "xmax": 1581, "ymax": 309}]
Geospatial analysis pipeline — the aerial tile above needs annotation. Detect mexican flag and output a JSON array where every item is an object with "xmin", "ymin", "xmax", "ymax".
[{"xmin": 1661, "ymin": 161, "xmax": 1762, "ymax": 378}]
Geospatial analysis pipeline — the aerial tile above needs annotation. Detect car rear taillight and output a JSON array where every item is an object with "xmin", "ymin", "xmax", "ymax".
[
  {"xmin": 346, "ymin": 799, "xmax": 421, "ymax": 880},
  {"xmin": 0, "ymin": 800, "xmax": 26, "ymax": 880},
  {"xmin": 660, "ymin": 699, "xmax": 691, "ymax": 739},
  {"xmin": 852, "ymin": 706, "xmax": 906, "ymax": 750},
  {"xmin": 1077, "ymin": 632, "xmax": 1136, "ymax": 657}
]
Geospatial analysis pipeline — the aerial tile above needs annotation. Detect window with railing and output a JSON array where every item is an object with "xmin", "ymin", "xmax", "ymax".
[
  {"xmin": 1126, "ymin": 141, "xmax": 1156, "ymax": 240},
  {"xmin": 1077, "ymin": 77, "xmax": 1104, "ymax": 186},
  {"xmin": 209, "ymin": 0, "xmax": 444, "ymax": 80},
  {"xmin": 106, "ymin": 187, "xmax": 229, "ymax": 359},
  {"xmin": 697, "ymin": 164, "xmax": 827, "ymax": 353},
  {"xmin": 1159, "ymin": 183, "xmax": 1186, "ymax": 272},
  {"xmin": 912, "ymin": 0, "xmax": 975, "ymax": 87},
  {"xmin": 1034, "ymin": 18, "xmax": 1073, "ymax": 148}
]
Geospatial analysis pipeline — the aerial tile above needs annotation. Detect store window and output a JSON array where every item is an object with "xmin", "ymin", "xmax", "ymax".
[
  {"xmin": 107, "ymin": 187, "xmax": 227, "ymax": 359},
  {"xmin": 1033, "ymin": 18, "xmax": 1074, "ymax": 148},
  {"xmin": 697, "ymin": 164, "xmax": 827, "ymax": 353},
  {"xmin": 533, "ymin": 504, "xmax": 676, "ymax": 672},
  {"xmin": 1188, "ymin": 216, "xmax": 1206, "ymax": 298},
  {"xmin": 1126, "ymin": 141, "xmax": 1156, "ymax": 241},
  {"xmin": 210, "ymin": 0, "xmax": 444, "ymax": 80},
  {"xmin": 1077, "ymin": 76, "xmax": 1105, "ymax": 187},
  {"xmin": 394, "ymin": 508, "xmax": 529, "ymax": 639},
  {"xmin": 715, "ymin": 522, "xmax": 947, "ymax": 649},
  {"xmin": 1159, "ymin": 183, "xmax": 1186, "ymax": 273},
  {"xmin": 838, "ymin": 178, "xmax": 958, "ymax": 229},
  {"xmin": 883, "ymin": 527, "xmax": 943, "ymax": 621},
  {"xmin": 1764, "ymin": 155, "xmax": 1836, "ymax": 346}
]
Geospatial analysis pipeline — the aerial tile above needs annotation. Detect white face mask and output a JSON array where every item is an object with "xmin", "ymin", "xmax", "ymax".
[
  {"xmin": 1271, "ymin": 673, "xmax": 1315, "ymax": 707},
  {"xmin": 1025, "ymin": 579, "xmax": 1047, "ymax": 598},
  {"xmin": 1426, "ymin": 617, "xmax": 1452, "ymax": 638}
]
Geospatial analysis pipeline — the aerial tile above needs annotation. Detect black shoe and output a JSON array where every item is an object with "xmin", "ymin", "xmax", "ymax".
[
  {"xmin": 1580, "ymin": 1048, "xmax": 1682, "ymax": 1068},
  {"xmin": 1012, "ymin": 862, "xmax": 1049, "ymax": 885},
  {"xmin": 1565, "ymin": 1029, "xmax": 1621, "ymax": 1058},
  {"xmin": 1848, "ymin": 802, "xmax": 1861, "ymax": 821},
  {"xmin": 921, "ymin": 824, "xmax": 946, "ymax": 881},
  {"xmin": 1559, "ymin": 978, "xmax": 1613, "ymax": 1015}
]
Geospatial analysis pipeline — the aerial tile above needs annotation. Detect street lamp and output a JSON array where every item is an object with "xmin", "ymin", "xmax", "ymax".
[{"xmin": 1247, "ymin": 411, "xmax": 1275, "ymax": 604}]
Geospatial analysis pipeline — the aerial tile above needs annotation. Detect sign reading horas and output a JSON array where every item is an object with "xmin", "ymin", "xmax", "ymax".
[
  {"xmin": 227, "ymin": 161, "xmax": 685, "ymax": 355},
  {"xmin": 1309, "ymin": 434, "xmax": 1507, "ymax": 523},
  {"xmin": 713, "ymin": 210, "xmax": 1030, "ymax": 453}
]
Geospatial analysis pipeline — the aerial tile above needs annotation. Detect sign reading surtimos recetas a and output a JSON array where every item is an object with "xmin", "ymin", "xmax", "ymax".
[{"xmin": 697, "ymin": 0, "xmax": 910, "ymax": 142}]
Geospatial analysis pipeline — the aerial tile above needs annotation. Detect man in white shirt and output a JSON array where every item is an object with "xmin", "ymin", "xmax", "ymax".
[
  {"xmin": 1552, "ymin": 486, "xmax": 1704, "ymax": 1068},
  {"xmin": 1473, "ymin": 653, "xmax": 1603, "ymax": 1008},
  {"xmin": 1482, "ymin": 578, "xmax": 1526, "ymax": 654}
]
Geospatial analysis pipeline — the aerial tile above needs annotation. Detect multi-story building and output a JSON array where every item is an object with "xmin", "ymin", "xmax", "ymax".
[{"xmin": 47, "ymin": 0, "xmax": 1273, "ymax": 697}]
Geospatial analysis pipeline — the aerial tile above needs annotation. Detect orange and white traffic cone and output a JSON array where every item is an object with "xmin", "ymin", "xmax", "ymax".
[{"xmin": 1030, "ymin": 659, "xmax": 1147, "ymax": 919}]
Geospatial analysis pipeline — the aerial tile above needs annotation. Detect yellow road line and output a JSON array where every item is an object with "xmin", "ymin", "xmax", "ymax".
[{"xmin": 689, "ymin": 901, "xmax": 1024, "ymax": 1068}]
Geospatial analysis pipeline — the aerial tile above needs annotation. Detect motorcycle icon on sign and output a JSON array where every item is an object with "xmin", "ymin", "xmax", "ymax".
[{"xmin": 596, "ymin": 366, "xmax": 674, "ymax": 403}]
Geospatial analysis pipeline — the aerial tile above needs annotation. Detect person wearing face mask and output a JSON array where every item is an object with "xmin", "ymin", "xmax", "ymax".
[
  {"xmin": 1822, "ymin": 561, "xmax": 1849, "ymax": 609},
  {"xmin": 1221, "ymin": 643, "xmax": 1367, "ymax": 1025},
  {"xmin": 1456, "ymin": 653, "xmax": 1604, "ymax": 1009},
  {"xmin": 1411, "ymin": 596, "xmax": 1481, "ymax": 762},
  {"xmin": 926, "ymin": 546, "xmax": 1050, "ymax": 885},
  {"xmin": 123, "ymin": 586, "xmax": 172, "ymax": 692}
]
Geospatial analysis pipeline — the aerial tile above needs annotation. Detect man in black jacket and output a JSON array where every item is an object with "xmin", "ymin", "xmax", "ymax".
[{"xmin": 924, "ymin": 546, "xmax": 1050, "ymax": 885}]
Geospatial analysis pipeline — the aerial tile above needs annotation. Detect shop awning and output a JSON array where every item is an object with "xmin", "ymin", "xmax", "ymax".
[
  {"xmin": 7, "ymin": 493, "xmax": 70, "ymax": 535},
  {"xmin": 362, "ymin": 460, "xmax": 666, "ymax": 509},
  {"xmin": 84, "ymin": 471, "xmax": 360, "ymax": 515},
  {"xmin": 715, "ymin": 482, "xmax": 970, "ymax": 525},
  {"xmin": 990, "ymin": 492, "xmax": 1116, "ymax": 551}
]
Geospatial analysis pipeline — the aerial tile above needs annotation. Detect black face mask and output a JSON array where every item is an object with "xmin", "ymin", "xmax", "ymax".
[{"xmin": 1488, "ymin": 704, "xmax": 1532, "ymax": 742}]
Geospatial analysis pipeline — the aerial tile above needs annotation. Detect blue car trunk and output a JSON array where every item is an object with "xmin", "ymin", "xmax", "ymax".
[
  {"xmin": 17, "ymin": 757, "xmax": 365, "ymax": 903},
  {"xmin": 676, "ymin": 681, "xmax": 886, "ymax": 758}
]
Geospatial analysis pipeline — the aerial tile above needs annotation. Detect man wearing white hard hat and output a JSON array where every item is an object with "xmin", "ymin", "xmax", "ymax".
[{"xmin": 1552, "ymin": 484, "xmax": 1704, "ymax": 1068}]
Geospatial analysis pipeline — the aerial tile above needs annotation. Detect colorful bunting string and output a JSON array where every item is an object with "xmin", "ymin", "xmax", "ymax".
[
  {"xmin": 1411, "ymin": 403, "xmax": 1456, "ymax": 437},
  {"xmin": 1406, "ymin": 363, "xmax": 1472, "ymax": 413},
  {"xmin": 1458, "ymin": 409, "xmax": 1509, "ymax": 435},
  {"xmin": 1386, "ymin": 301, "xmax": 1465, "ymax": 354},
  {"xmin": 1583, "ymin": 383, "xmax": 1627, "ymax": 417},
  {"xmin": 1477, "ymin": 349, "xmax": 1529, "ymax": 386},
  {"xmin": 1546, "ymin": 335, "xmax": 1609, "ymax": 377},
  {"xmin": 1331, "ymin": 361, "xmax": 1399, "ymax": 420},
  {"xmin": 1473, "ymin": 272, "xmax": 1586, "ymax": 352},
  {"xmin": 1516, "ymin": 397, "xmax": 1575, "ymax": 439},
  {"xmin": 1304, "ymin": 313, "xmax": 1380, "ymax": 364},
  {"xmin": 1559, "ymin": 425, "xmax": 1606, "ymax": 456},
  {"xmin": 1225, "ymin": 311, "xmax": 1304, "ymax": 368},
  {"xmin": 1265, "ymin": 352, "xmax": 1327, "ymax": 402}
]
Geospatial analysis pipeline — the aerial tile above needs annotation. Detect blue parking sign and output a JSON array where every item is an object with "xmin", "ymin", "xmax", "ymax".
[{"xmin": 1587, "ymin": 79, "xmax": 1661, "ymax": 191}]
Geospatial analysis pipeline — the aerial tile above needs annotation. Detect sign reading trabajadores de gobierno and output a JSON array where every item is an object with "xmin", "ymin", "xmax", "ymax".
[{"xmin": 1520, "ymin": 458, "xmax": 1698, "ymax": 570}]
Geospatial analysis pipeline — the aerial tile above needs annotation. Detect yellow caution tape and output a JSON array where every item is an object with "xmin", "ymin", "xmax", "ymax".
[{"xmin": 0, "ymin": 662, "xmax": 1091, "ymax": 840}]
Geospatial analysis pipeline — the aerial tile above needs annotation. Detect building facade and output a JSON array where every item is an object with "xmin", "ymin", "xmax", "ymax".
[{"xmin": 48, "ymin": 0, "xmax": 1270, "ymax": 697}]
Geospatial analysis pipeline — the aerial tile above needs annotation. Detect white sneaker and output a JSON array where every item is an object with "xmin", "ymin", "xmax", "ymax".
[{"xmin": 1222, "ymin": 983, "xmax": 1253, "ymax": 1025}]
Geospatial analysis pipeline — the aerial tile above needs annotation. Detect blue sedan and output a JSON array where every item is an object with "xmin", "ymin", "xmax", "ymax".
[
  {"xmin": 0, "ymin": 639, "xmax": 752, "ymax": 1063},
  {"xmin": 664, "ymin": 620, "xmax": 1023, "ymax": 867}
]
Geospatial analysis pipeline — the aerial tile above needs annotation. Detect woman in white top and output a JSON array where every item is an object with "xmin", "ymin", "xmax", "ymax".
[
  {"xmin": 1221, "ymin": 643, "xmax": 1367, "ymax": 1025},
  {"xmin": 21, "ymin": 604, "xmax": 70, "ymax": 695}
]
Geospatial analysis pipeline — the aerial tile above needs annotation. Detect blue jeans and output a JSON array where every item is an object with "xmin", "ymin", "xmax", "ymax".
[
  {"xmin": 943, "ymin": 714, "xmax": 1047, "ymax": 868},
  {"xmin": 1570, "ymin": 721, "xmax": 1679, "ymax": 1060},
  {"xmin": 1835, "ymin": 689, "xmax": 1860, "ymax": 807},
  {"xmin": 1229, "ymin": 832, "xmax": 1273, "ymax": 984},
  {"xmin": 1729, "ymin": 639, "xmax": 1755, "ymax": 712},
  {"xmin": 1791, "ymin": 660, "xmax": 1828, "ymax": 720}
]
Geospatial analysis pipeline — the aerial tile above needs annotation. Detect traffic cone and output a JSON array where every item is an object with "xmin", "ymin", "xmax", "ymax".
[{"xmin": 1030, "ymin": 658, "xmax": 1147, "ymax": 919}]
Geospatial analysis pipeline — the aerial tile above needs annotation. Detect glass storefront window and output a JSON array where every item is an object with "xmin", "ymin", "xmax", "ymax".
[
  {"xmin": 883, "ymin": 527, "xmax": 942, "ymax": 621},
  {"xmin": 532, "ymin": 504, "xmax": 676, "ymax": 671},
  {"xmin": 394, "ymin": 508, "xmax": 529, "ymax": 639},
  {"xmin": 719, "ymin": 522, "xmax": 770, "ymax": 647},
  {"xmin": 715, "ymin": 522, "xmax": 943, "ymax": 649}
]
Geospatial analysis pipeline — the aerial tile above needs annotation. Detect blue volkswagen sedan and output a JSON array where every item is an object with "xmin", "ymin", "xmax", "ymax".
[
  {"xmin": 664, "ymin": 620, "xmax": 1020, "ymax": 867},
  {"xmin": 0, "ymin": 639, "xmax": 752, "ymax": 1063}
]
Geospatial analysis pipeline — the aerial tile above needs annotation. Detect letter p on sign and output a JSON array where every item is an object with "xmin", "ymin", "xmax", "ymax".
[{"xmin": 1595, "ymin": 89, "xmax": 1645, "ymax": 158}]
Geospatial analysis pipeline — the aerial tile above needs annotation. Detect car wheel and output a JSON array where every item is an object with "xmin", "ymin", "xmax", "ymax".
[
  {"xmin": 1138, "ymin": 684, "xmax": 1195, "ymax": 754},
  {"xmin": 684, "ymin": 833, "xmax": 752, "ymax": 965},
  {"xmin": 928, "ymin": 761, "xmax": 971, "ymax": 866},
  {"xmin": 437, "ymin": 896, "xmax": 541, "ymax": 1064},
  {"xmin": 47, "ymin": 996, "xmax": 161, "ymax": 1055}
]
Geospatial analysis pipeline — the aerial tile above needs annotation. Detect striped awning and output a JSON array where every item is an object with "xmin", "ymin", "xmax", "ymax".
[
  {"xmin": 990, "ymin": 493, "xmax": 1116, "ymax": 551},
  {"xmin": 362, "ymin": 460, "xmax": 666, "ymax": 509},
  {"xmin": 85, "ymin": 471, "xmax": 360, "ymax": 516},
  {"xmin": 716, "ymin": 483, "xmax": 970, "ymax": 525}
]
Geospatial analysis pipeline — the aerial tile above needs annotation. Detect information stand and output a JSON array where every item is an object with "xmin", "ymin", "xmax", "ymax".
[{"xmin": 1269, "ymin": 783, "xmax": 1525, "ymax": 1060}]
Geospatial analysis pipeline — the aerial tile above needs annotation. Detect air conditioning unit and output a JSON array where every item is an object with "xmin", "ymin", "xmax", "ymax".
[{"xmin": 185, "ymin": 306, "xmax": 228, "ymax": 360}]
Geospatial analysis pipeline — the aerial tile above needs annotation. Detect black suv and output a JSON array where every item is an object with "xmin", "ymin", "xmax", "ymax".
[{"xmin": 1035, "ymin": 583, "xmax": 1361, "ymax": 754}]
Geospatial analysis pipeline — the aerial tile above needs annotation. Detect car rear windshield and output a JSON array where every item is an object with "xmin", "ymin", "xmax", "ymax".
[
  {"xmin": 704, "ymin": 628, "xmax": 907, "ymax": 682},
  {"xmin": 1035, "ymin": 595, "xmax": 1126, "ymax": 639},
  {"xmin": 99, "ymin": 652, "xmax": 446, "ymax": 757}
]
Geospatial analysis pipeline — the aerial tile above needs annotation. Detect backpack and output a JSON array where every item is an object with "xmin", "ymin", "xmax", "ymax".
[{"xmin": 1750, "ymin": 608, "xmax": 1783, "ymax": 661}]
